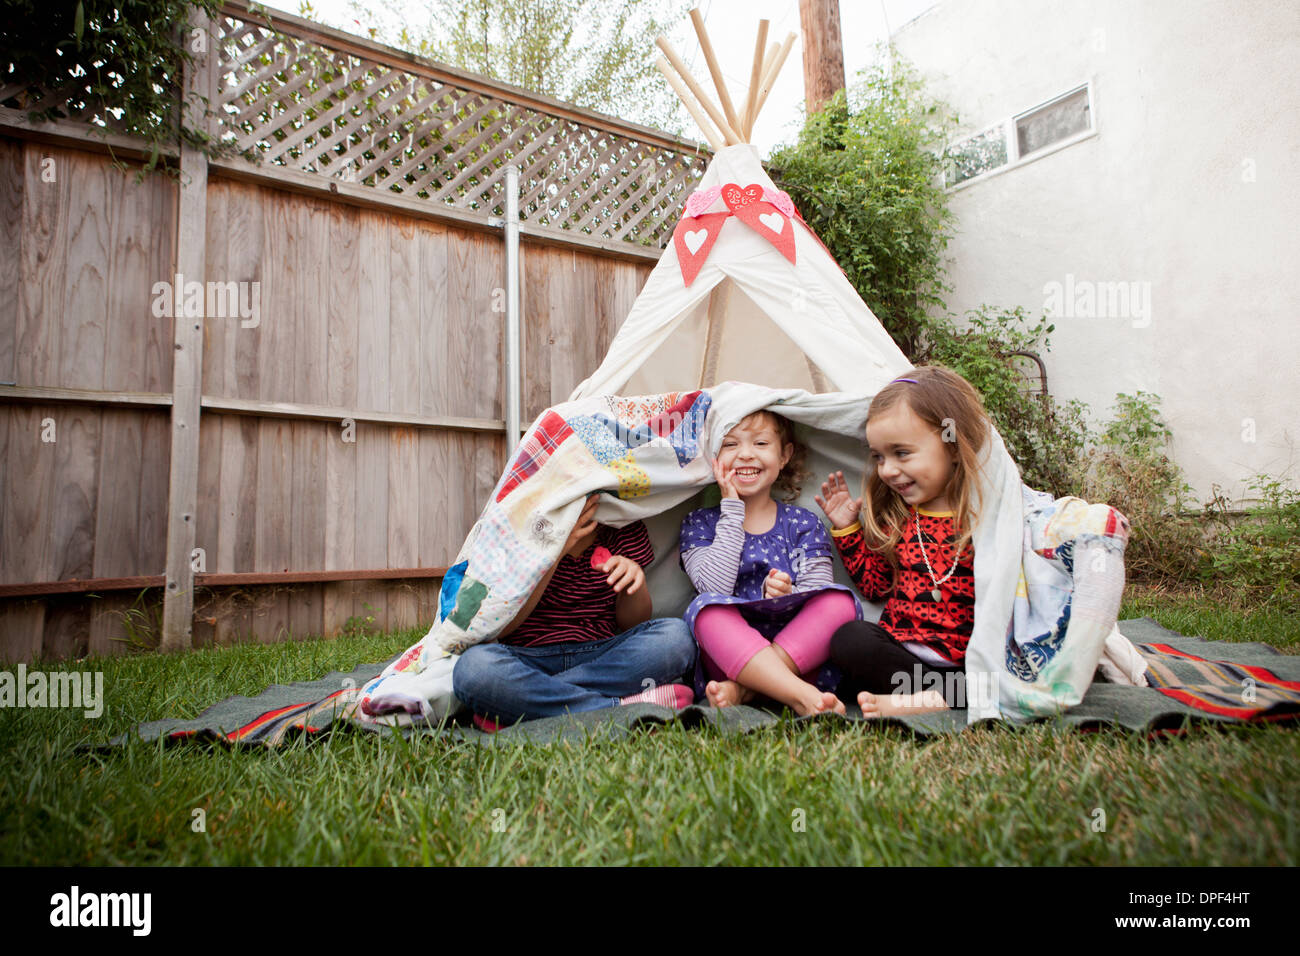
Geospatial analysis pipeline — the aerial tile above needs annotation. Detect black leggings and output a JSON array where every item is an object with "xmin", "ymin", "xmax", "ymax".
[{"xmin": 830, "ymin": 620, "xmax": 966, "ymax": 708}]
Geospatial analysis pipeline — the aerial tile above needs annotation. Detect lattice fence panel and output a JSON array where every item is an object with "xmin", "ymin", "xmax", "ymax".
[{"xmin": 212, "ymin": 10, "xmax": 706, "ymax": 248}]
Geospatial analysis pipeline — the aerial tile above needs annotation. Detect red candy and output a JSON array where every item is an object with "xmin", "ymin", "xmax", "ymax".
[{"xmin": 590, "ymin": 546, "xmax": 612, "ymax": 569}]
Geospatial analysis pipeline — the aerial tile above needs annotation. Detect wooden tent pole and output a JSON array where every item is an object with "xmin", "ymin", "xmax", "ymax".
[
  {"xmin": 752, "ymin": 32, "xmax": 798, "ymax": 123},
  {"xmin": 688, "ymin": 8, "xmax": 744, "ymax": 138},
  {"xmin": 655, "ymin": 56, "xmax": 726, "ymax": 150},
  {"xmin": 655, "ymin": 36, "xmax": 743, "ymax": 145},
  {"xmin": 699, "ymin": 282, "xmax": 734, "ymax": 387},
  {"xmin": 740, "ymin": 20, "xmax": 770, "ymax": 140}
]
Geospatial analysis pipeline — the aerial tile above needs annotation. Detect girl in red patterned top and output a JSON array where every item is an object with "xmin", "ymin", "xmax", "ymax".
[{"xmin": 814, "ymin": 366, "xmax": 990, "ymax": 717}]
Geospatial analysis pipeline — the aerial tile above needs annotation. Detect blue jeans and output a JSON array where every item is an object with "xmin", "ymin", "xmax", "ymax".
[{"xmin": 452, "ymin": 617, "xmax": 697, "ymax": 724}]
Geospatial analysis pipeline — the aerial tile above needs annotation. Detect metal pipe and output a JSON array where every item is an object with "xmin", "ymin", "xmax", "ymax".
[{"xmin": 504, "ymin": 164, "xmax": 522, "ymax": 454}]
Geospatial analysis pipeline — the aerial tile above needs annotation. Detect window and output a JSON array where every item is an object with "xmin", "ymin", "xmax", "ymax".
[
  {"xmin": 947, "ymin": 125, "xmax": 1008, "ymax": 186},
  {"xmin": 1016, "ymin": 86, "xmax": 1090, "ymax": 157},
  {"xmin": 945, "ymin": 82, "xmax": 1094, "ymax": 188}
]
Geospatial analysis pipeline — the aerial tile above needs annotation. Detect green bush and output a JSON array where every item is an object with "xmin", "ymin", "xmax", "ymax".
[
  {"xmin": 1, "ymin": 0, "xmax": 225, "ymax": 178},
  {"xmin": 1202, "ymin": 476, "xmax": 1300, "ymax": 608},
  {"xmin": 769, "ymin": 51, "xmax": 956, "ymax": 357},
  {"xmin": 919, "ymin": 305, "xmax": 1089, "ymax": 497},
  {"xmin": 1080, "ymin": 392, "xmax": 1202, "ymax": 582}
]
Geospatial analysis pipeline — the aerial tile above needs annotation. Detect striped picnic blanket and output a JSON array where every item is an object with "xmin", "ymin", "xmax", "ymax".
[
  {"xmin": 103, "ymin": 618, "xmax": 1299, "ymax": 747},
  {"xmin": 1138, "ymin": 638, "xmax": 1300, "ymax": 721}
]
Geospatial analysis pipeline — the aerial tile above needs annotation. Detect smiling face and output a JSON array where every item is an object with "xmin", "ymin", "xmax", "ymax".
[
  {"xmin": 717, "ymin": 414, "xmax": 793, "ymax": 503},
  {"xmin": 865, "ymin": 403, "xmax": 958, "ymax": 513}
]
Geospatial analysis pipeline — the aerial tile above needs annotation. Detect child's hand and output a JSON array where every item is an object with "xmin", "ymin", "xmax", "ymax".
[
  {"xmin": 763, "ymin": 569, "xmax": 793, "ymax": 599},
  {"xmin": 713, "ymin": 458, "xmax": 740, "ymax": 499},
  {"xmin": 598, "ymin": 554, "xmax": 645, "ymax": 594},
  {"xmin": 814, "ymin": 471, "xmax": 863, "ymax": 529},
  {"xmin": 564, "ymin": 495, "xmax": 600, "ymax": 555}
]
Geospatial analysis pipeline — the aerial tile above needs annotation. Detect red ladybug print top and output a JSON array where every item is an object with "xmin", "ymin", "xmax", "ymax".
[{"xmin": 832, "ymin": 510, "xmax": 975, "ymax": 663}]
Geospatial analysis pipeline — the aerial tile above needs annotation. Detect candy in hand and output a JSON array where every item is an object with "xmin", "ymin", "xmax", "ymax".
[{"xmin": 589, "ymin": 546, "xmax": 612, "ymax": 569}]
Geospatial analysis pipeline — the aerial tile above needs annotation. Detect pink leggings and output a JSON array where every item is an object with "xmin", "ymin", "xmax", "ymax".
[{"xmin": 693, "ymin": 591, "xmax": 858, "ymax": 682}]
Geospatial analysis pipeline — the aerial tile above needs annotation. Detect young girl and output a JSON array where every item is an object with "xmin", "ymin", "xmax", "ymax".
[
  {"xmin": 811, "ymin": 366, "xmax": 1128, "ymax": 717},
  {"xmin": 816, "ymin": 366, "xmax": 994, "ymax": 716},
  {"xmin": 680, "ymin": 410, "xmax": 859, "ymax": 716}
]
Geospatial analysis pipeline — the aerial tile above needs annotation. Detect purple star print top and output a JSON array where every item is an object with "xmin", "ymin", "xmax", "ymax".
[{"xmin": 678, "ymin": 499, "xmax": 858, "ymax": 638}]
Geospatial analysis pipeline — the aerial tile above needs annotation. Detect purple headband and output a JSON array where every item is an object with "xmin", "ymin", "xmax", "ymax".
[{"xmin": 891, "ymin": 377, "xmax": 918, "ymax": 384}]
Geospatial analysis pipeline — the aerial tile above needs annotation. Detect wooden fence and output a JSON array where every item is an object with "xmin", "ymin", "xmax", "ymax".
[{"xmin": 0, "ymin": 1, "xmax": 707, "ymax": 662}]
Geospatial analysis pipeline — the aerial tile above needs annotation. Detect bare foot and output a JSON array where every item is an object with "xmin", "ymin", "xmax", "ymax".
[
  {"xmin": 858, "ymin": 688, "xmax": 949, "ymax": 718},
  {"xmin": 706, "ymin": 679, "xmax": 753, "ymax": 708},
  {"xmin": 790, "ymin": 688, "xmax": 846, "ymax": 717},
  {"xmin": 820, "ymin": 691, "xmax": 847, "ymax": 716}
]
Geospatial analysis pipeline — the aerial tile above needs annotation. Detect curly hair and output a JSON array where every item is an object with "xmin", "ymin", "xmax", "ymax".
[{"xmin": 737, "ymin": 410, "xmax": 809, "ymax": 503}]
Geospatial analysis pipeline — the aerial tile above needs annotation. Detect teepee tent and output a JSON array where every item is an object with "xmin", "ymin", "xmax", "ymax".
[
  {"xmin": 364, "ymin": 15, "xmax": 1136, "ymax": 727},
  {"xmin": 570, "ymin": 18, "xmax": 909, "ymax": 401}
]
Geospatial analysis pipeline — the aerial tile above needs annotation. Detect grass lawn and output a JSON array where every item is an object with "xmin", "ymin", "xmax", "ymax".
[{"xmin": 1, "ymin": 585, "xmax": 1296, "ymax": 866}]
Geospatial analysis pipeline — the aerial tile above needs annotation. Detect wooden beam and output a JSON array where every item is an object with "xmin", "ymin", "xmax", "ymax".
[
  {"xmin": 0, "ymin": 107, "xmax": 168, "ymax": 163},
  {"xmin": 655, "ymin": 56, "xmax": 726, "ymax": 151},
  {"xmin": 161, "ymin": 9, "xmax": 212, "ymax": 652},
  {"xmin": 0, "ymin": 384, "xmax": 173, "ymax": 408},
  {"xmin": 655, "ymin": 36, "xmax": 742, "ymax": 145},
  {"xmin": 688, "ymin": 8, "xmax": 743, "ymax": 137},
  {"xmin": 0, "ymin": 567, "xmax": 450, "ymax": 599},
  {"xmin": 200, "ymin": 396, "xmax": 505, "ymax": 433},
  {"xmin": 740, "ymin": 20, "xmax": 771, "ymax": 141},
  {"xmin": 753, "ymin": 33, "xmax": 799, "ymax": 124}
]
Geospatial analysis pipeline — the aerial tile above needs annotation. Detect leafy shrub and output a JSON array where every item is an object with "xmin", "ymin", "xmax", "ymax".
[
  {"xmin": 1080, "ymin": 392, "xmax": 1202, "ymax": 582},
  {"xmin": 1, "ymin": 0, "xmax": 226, "ymax": 178},
  {"xmin": 919, "ymin": 305, "xmax": 1089, "ymax": 497},
  {"xmin": 1202, "ymin": 476, "xmax": 1300, "ymax": 608},
  {"xmin": 769, "ymin": 50, "xmax": 956, "ymax": 357}
]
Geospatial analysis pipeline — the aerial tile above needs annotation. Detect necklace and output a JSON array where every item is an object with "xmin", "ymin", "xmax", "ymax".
[{"xmin": 914, "ymin": 509, "xmax": 959, "ymax": 601}]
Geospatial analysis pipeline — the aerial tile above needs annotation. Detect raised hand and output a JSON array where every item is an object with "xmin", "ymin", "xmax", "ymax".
[
  {"xmin": 814, "ymin": 471, "xmax": 863, "ymax": 530},
  {"xmin": 763, "ymin": 569, "xmax": 793, "ymax": 599},
  {"xmin": 564, "ymin": 494, "xmax": 600, "ymax": 556},
  {"xmin": 713, "ymin": 457, "xmax": 739, "ymax": 499}
]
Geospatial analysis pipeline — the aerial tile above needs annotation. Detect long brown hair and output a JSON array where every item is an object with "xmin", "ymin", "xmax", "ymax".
[{"xmin": 860, "ymin": 365, "xmax": 989, "ymax": 570}]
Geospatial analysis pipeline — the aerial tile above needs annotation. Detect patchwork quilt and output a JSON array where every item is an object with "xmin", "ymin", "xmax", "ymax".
[{"xmin": 354, "ymin": 383, "xmax": 1139, "ymax": 727}]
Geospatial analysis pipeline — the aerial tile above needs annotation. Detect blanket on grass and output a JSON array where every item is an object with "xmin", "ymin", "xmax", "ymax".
[
  {"xmin": 357, "ymin": 383, "xmax": 1133, "ymax": 727},
  {"xmin": 104, "ymin": 620, "xmax": 1299, "ymax": 748}
]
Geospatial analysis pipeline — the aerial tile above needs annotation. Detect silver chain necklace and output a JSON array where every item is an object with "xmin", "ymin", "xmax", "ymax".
[{"xmin": 914, "ymin": 509, "xmax": 959, "ymax": 601}]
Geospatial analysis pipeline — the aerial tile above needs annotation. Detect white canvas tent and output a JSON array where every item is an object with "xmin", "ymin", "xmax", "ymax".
[{"xmin": 570, "ymin": 144, "xmax": 909, "ymax": 401}]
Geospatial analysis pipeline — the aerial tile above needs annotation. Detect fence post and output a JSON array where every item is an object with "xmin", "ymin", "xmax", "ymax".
[
  {"xmin": 161, "ymin": 9, "xmax": 213, "ymax": 651},
  {"xmin": 504, "ymin": 164, "xmax": 522, "ymax": 453}
]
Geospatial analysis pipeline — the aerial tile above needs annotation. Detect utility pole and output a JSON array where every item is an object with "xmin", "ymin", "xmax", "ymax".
[{"xmin": 799, "ymin": 0, "xmax": 846, "ymax": 114}]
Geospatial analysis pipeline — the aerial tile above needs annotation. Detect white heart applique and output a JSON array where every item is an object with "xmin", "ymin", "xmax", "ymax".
[
  {"xmin": 758, "ymin": 212, "xmax": 784, "ymax": 234},
  {"xmin": 685, "ymin": 229, "xmax": 709, "ymax": 254}
]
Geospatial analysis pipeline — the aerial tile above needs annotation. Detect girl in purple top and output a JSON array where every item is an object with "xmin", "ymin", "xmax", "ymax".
[{"xmin": 679, "ymin": 411, "xmax": 859, "ymax": 715}]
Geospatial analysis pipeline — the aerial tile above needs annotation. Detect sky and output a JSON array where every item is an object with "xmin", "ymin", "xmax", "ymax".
[{"xmin": 261, "ymin": 0, "xmax": 939, "ymax": 156}]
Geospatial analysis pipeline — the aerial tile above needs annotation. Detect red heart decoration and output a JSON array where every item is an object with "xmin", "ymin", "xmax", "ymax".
[
  {"xmin": 730, "ymin": 200, "xmax": 796, "ymax": 265},
  {"xmin": 721, "ymin": 183, "xmax": 764, "ymax": 212},
  {"xmin": 590, "ymin": 546, "xmax": 612, "ymax": 569},
  {"xmin": 672, "ymin": 212, "xmax": 729, "ymax": 286}
]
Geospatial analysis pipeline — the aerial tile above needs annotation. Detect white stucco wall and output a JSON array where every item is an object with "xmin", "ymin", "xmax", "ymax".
[{"xmin": 892, "ymin": 0, "xmax": 1300, "ymax": 502}]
